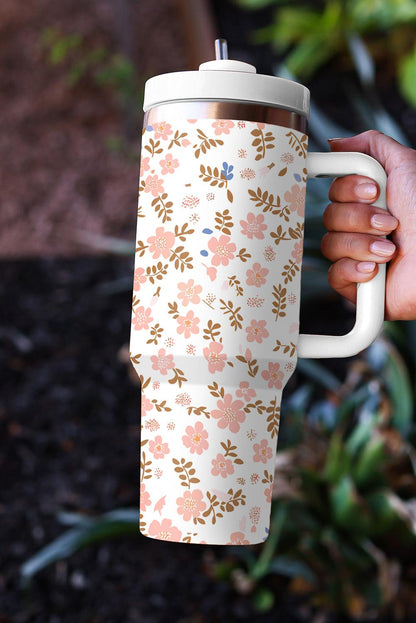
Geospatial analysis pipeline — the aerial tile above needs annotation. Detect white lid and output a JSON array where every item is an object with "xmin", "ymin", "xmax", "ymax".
[{"xmin": 143, "ymin": 46, "xmax": 310, "ymax": 118}]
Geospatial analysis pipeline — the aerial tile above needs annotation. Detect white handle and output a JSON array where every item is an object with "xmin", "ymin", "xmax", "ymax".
[{"xmin": 297, "ymin": 151, "xmax": 387, "ymax": 359}]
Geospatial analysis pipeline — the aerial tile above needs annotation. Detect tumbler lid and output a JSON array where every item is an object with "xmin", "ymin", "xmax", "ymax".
[{"xmin": 143, "ymin": 39, "xmax": 310, "ymax": 118}]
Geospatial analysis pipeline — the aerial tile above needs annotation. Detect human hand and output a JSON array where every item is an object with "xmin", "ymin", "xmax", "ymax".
[{"xmin": 321, "ymin": 130, "xmax": 416, "ymax": 321}]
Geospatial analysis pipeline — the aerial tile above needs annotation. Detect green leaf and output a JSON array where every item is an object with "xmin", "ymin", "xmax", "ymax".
[
  {"xmin": 21, "ymin": 509, "xmax": 138, "ymax": 586},
  {"xmin": 252, "ymin": 587, "xmax": 275, "ymax": 612},
  {"xmin": 268, "ymin": 555, "xmax": 317, "ymax": 584},
  {"xmin": 323, "ymin": 434, "xmax": 351, "ymax": 484},
  {"xmin": 352, "ymin": 437, "xmax": 386, "ymax": 489},
  {"xmin": 330, "ymin": 476, "xmax": 372, "ymax": 534},
  {"xmin": 398, "ymin": 44, "xmax": 416, "ymax": 109}
]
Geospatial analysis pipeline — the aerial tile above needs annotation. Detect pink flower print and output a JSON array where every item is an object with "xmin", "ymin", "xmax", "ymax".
[
  {"xmin": 291, "ymin": 240, "xmax": 303, "ymax": 263},
  {"xmin": 250, "ymin": 473, "xmax": 260, "ymax": 484},
  {"xmin": 181, "ymin": 138, "xmax": 191, "ymax": 147},
  {"xmin": 186, "ymin": 344, "xmax": 196, "ymax": 355},
  {"xmin": 203, "ymin": 341, "xmax": 227, "ymax": 373},
  {"xmin": 133, "ymin": 267, "xmax": 146, "ymax": 291},
  {"xmin": 178, "ymin": 279, "xmax": 202, "ymax": 306},
  {"xmin": 240, "ymin": 213, "xmax": 267, "ymax": 240},
  {"xmin": 147, "ymin": 227, "xmax": 175, "ymax": 259},
  {"xmin": 246, "ymin": 319, "xmax": 269, "ymax": 344},
  {"xmin": 264, "ymin": 484, "xmax": 273, "ymax": 503},
  {"xmin": 246, "ymin": 262, "xmax": 269, "ymax": 287},
  {"xmin": 182, "ymin": 421, "xmax": 209, "ymax": 455},
  {"xmin": 159, "ymin": 152, "xmax": 179, "ymax": 175},
  {"xmin": 206, "ymin": 192, "xmax": 215, "ymax": 201},
  {"xmin": 149, "ymin": 435, "xmax": 170, "ymax": 459},
  {"xmin": 284, "ymin": 184, "xmax": 306, "ymax": 217},
  {"xmin": 207, "ymin": 266, "xmax": 217, "ymax": 281},
  {"xmin": 256, "ymin": 122, "xmax": 265, "ymax": 130},
  {"xmin": 141, "ymin": 394, "xmax": 153, "ymax": 414},
  {"xmin": 247, "ymin": 295, "xmax": 264, "ymax": 308},
  {"xmin": 228, "ymin": 531, "xmax": 250, "ymax": 545},
  {"xmin": 151, "ymin": 348, "xmax": 175, "ymax": 375},
  {"xmin": 281, "ymin": 152, "xmax": 294, "ymax": 164},
  {"xmin": 144, "ymin": 174, "xmax": 165, "ymax": 197},
  {"xmin": 177, "ymin": 489, "xmax": 206, "ymax": 521},
  {"xmin": 182, "ymin": 195, "xmax": 200, "ymax": 209},
  {"xmin": 144, "ymin": 418, "xmax": 159, "ymax": 432},
  {"xmin": 211, "ymin": 394, "xmax": 246, "ymax": 433},
  {"xmin": 153, "ymin": 121, "xmax": 173, "ymax": 140},
  {"xmin": 240, "ymin": 168, "xmax": 256, "ymax": 180},
  {"xmin": 177, "ymin": 310, "xmax": 200, "ymax": 338},
  {"xmin": 140, "ymin": 156, "xmax": 150, "ymax": 176},
  {"xmin": 263, "ymin": 245, "xmax": 276, "ymax": 262},
  {"xmin": 148, "ymin": 518, "xmax": 182, "ymax": 542},
  {"xmin": 237, "ymin": 121, "xmax": 246, "ymax": 129},
  {"xmin": 238, "ymin": 148, "xmax": 247, "ymax": 158},
  {"xmin": 261, "ymin": 362, "xmax": 284, "ymax": 389},
  {"xmin": 175, "ymin": 392, "xmax": 192, "ymax": 406},
  {"xmin": 211, "ymin": 453, "xmax": 234, "ymax": 478},
  {"xmin": 212, "ymin": 119, "xmax": 235, "ymax": 135},
  {"xmin": 253, "ymin": 439, "xmax": 273, "ymax": 464},
  {"xmin": 132, "ymin": 306, "xmax": 153, "ymax": 330},
  {"xmin": 140, "ymin": 482, "xmax": 151, "ymax": 512},
  {"xmin": 236, "ymin": 381, "xmax": 256, "ymax": 402},
  {"xmin": 208, "ymin": 235, "xmax": 236, "ymax": 266}
]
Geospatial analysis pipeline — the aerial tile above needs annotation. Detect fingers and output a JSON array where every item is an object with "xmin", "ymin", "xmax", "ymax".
[
  {"xmin": 327, "ymin": 258, "xmax": 379, "ymax": 305},
  {"xmin": 328, "ymin": 130, "xmax": 411, "ymax": 174},
  {"xmin": 321, "ymin": 231, "xmax": 396, "ymax": 263},
  {"xmin": 328, "ymin": 175, "xmax": 380, "ymax": 203},
  {"xmin": 323, "ymin": 202, "xmax": 398, "ymax": 234}
]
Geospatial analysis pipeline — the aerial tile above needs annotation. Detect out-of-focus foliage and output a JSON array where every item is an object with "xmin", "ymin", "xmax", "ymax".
[
  {"xmin": 214, "ymin": 330, "xmax": 416, "ymax": 620},
  {"xmin": 236, "ymin": 0, "xmax": 416, "ymax": 109}
]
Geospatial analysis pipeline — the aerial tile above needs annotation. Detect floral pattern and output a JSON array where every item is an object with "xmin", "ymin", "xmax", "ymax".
[{"xmin": 132, "ymin": 118, "xmax": 308, "ymax": 545}]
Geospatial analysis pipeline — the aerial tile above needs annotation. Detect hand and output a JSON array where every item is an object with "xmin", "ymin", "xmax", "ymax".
[{"xmin": 321, "ymin": 130, "xmax": 416, "ymax": 321}]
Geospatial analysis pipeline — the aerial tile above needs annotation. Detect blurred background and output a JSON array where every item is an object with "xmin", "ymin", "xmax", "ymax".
[{"xmin": 2, "ymin": 0, "xmax": 416, "ymax": 621}]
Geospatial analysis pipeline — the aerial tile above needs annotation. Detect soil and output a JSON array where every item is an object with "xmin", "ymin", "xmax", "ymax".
[{"xmin": 0, "ymin": 258, "xmax": 343, "ymax": 623}]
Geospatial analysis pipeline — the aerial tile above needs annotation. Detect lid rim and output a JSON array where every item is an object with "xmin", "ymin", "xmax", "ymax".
[{"xmin": 143, "ymin": 70, "xmax": 310, "ymax": 119}]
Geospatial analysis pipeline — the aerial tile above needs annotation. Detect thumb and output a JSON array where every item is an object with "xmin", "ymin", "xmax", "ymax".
[{"xmin": 328, "ymin": 130, "xmax": 409, "ymax": 175}]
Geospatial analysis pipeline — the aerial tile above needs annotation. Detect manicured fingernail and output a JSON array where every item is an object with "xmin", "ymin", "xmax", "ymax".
[
  {"xmin": 327, "ymin": 137, "xmax": 344, "ymax": 142},
  {"xmin": 369, "ymin": 239, "xmax": 395, "ymax": 256},
  {"xmin": 356, "ymin": 182, "xmax": 377, "ymax": 200},
  {"xmin": 357, "ymin": 261, "xmax": 376, "ymax": 273},
  {"xmin": 370, "ymin": 213, "xmax": 398, "ymax": 231}
]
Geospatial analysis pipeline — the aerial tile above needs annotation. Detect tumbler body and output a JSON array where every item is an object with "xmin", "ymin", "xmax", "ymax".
[{"xmin": 132, "ymin": 100, "xmax": 309, "ymax": 545}]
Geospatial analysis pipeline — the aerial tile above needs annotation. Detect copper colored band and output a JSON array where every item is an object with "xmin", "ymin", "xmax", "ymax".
[{"xmin": 144, "ymin": 101, "xmax": 308, "ymax": 133}]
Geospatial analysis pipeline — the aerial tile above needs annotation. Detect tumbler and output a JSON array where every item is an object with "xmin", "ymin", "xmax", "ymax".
[{"xmin": 132, "ymin": 40, "xmax": 387, "ymax": 545}]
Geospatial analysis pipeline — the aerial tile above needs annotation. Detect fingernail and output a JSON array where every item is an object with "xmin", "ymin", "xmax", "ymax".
[
  {"xmin": 327, "ymin": 137, "xmax": 344, "ymax": 142},
  {"xmin": 370, "ymin": 213, "xmax": 398, "ymax": 231},
  {"xmin": 369, "ymin": 239, "xmax": 395, "ymax": 256},
  {"xmin": 356, "ymin": 182, "xmax": 377, "ymax": 200},
  {"xmin": 357, "ymin": 261, "xmax": 376, "ymax": 273}
]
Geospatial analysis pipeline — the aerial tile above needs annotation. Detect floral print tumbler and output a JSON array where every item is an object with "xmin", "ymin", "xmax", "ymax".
[{"xmin": 131, "ymin": 41, "xmax": 388, "ymax": 545}]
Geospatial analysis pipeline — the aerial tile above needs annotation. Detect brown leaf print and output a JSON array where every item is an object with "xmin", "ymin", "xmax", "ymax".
[
  {"xmin": 251, "ymin": 127, "xmax": 275, "ymax": 160},
  {"xmin": 281, "ymin": 259, "xmax": 300, "ymax": 284},
  {"xmin": 219, "ymin": 299, "xmax": 243, "ymax": 331},
  {"xmin": 169, "ymin": 246, "xmax": 193, "ymax": 272},
  {"xmin": 194, "ymin": 129, "xmax": 224, "ymax": 158},
  {"xmin": 272, "ymin": 284, "xmax": 287, "ymax": 320},
  {"xmin": 144, "ymin": 138, "xmax": 163, "ymax": 157},
  {"xmin": 168, "ymin": 367, "xmax": 188, "ymax": 387},
  {"xmin": 140, "ymin": 450, "xmax": 152, "ymax": 482},
  {"xmin": 208, "ymin": 382, "xmax": 225, "ymax": 399},
  {"xmin": 202, "ymin": 491, "xmax": 224, "ymax": 524},
  {"xmin": 286, "ymin": 131, "xmax": 307, "ymax": 158},
  {"xmin": 273, "ymin": 339, "xmax": 296, "ymax": 357},
  {"xmin": 248, "ymin": 187, "xmax": 290, "ymax": 220},
  {"xmin": 146, "ymin": 323, "xmax": 163, "ymax": 345},
  {"xmin": 220, "ymin": 440, "xmax": 244, "ymax": 465},
  {"xmin": 152, "ymin": 399, "xmax": 172, "ymax": 413},
  {"xmin": 266, "ymin": 397, "xmax": 280, "ymax": 439},
  {"xmin": 172, "ymin": 458, "xmax": 200, "ymax": 489},
  {"xmin": 288, "ymin": 222, "xmax": 304, "ymax": 240},
  {"xmin": 186, "ymin": 405, "xmax": 211, "ymax": 419},
  {"xmin": 214, "ymin": 209, "xmax": 233, "ymax": 235},
  {"xmin": 203, "ymin": 320, "xmax": 222, "ymax": 341},
  {"xmin": 152, "ymin": 193, "xmax": 173, "ymax": 223}
]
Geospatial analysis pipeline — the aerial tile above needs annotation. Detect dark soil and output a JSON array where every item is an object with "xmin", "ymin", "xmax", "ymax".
[{"xmin": 0, "ymin": 258, "xmax": 344, "ymax": 623}]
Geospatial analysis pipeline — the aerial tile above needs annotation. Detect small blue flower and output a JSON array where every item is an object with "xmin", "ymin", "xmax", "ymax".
[
  {"xmin": 221, "ymin": 162, "xmax": 234, "ymax": 181},
  {"xmin": 200, "ymin": 250, "xmax": 208, "ymax": 257},
  {"xmin": 202, "ymin": 228, "xmax": 213, "ymax": 234},
  {"xmin": 294, "ymin": 173, "xmax": 301, "ymax": 182}
]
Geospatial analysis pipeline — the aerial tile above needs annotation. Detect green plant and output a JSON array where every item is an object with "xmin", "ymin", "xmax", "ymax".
[
  {"xmin": 236, "ymin": 0, "xmax": 416, "ymax": 108},
  {"xmin": 212, "ymin": 332, "xmax": 416, "ymax": 620},
  {"xmin": 40, "ymin": 27, "xmax": 144, "ymax": 138}
]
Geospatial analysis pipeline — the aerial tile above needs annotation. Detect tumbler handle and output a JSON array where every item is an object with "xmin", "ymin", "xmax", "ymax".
[{"xmin": 297, "ymin": 151, "xmax": 388, "ymax": 359}]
